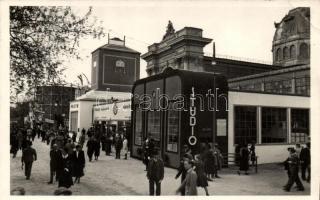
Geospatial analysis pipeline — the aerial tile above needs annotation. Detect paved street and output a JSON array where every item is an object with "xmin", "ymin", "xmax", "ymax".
[{"xmin": 11, "ymin": 138, "xmax": 310, "ymax": 195}]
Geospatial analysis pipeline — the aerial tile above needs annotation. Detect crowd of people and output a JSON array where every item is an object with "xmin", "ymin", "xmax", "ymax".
[
  {"xmin": 142, "ymin": 137, "xmax": 224, "ymax": 196},
  {"xmin": 10, "ymin": 124, "xmax": 130, "ymax": 193},
  {"xmin": 283, "ymin": 142, "xmax": 311, "ymax": 192},
  {"xmin": 10, "ymin": 124, "xmax": 311, "ymax": 195}
]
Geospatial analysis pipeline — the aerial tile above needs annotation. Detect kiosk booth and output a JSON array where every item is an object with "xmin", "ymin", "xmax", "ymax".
[{"xmin": 131, "ymin": 68, "xmax": 228, "ymax": 168}]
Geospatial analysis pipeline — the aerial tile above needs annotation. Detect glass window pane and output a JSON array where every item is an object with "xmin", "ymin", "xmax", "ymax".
[
  {"xmin": 261, "ymin": 107, "xmax": 287, "ymax": 144},
  {"xmin": 134, "ymin": 108, "xmax": 143, "ymax": 145},
  {"xmin": 234, "ymin": 106, "xmax": 257, "ymax": 145}
]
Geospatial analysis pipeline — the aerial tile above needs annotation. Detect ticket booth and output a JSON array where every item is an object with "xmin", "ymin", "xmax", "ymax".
[{"xmin": 131, "ymin": 68, "xmax": 228, "ymax": 168}]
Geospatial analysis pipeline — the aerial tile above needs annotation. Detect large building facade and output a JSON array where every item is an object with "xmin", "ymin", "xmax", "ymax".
[
  {"xmin": 91, "ymin": 37, "xmax": 140, "ymax": 92},
  {"xmin": 69, "ymin": 37, "xmax": 140, "ymax": 135},
  {"xmin": 131, "ymin": 7, "xmax": 310, "ymax": 167},
  {"xmin": 35, "ymin": 85, "xmax": 76, "ymax": 127}
]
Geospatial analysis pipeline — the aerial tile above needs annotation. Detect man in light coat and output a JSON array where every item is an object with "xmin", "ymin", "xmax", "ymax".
[{"xmin": 176, "ymin": 159, "xmax": 198, "ymax": 195}]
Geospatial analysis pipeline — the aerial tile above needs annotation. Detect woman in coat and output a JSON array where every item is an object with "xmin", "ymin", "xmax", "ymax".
[
  {"xmin": 86, "ymin": 137, "xmax": 95, "ymax": 162},
  {"xmin": 72, "ymin": 145, "xmax": 85, "ymax": 184},
  {"xmin": 194, "ymin": 154, "xmax": 209, "ymax": 196},
  {"xmin": 238, "ymin": 143, "xmax": 250, "ymax": 175},
  {"xmin": 204, "ymin": 145, "xmax": 215, "ymax": 181},
  {"xmin": 93, "ymin": 137, "xmax": 101, "ymax": 161},
  {"xmin": 58, "ymin": 148, "xmax": 73, "ymax": 188}
]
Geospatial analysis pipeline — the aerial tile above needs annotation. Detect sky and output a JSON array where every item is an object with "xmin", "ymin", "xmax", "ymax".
[{"xmin": 44, "ymin": 2, "xmax": 298, "ymax": 86}]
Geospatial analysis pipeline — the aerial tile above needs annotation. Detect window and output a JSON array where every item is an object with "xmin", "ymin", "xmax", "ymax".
[
  {"xmin": 134, "ymin": 108, "xmax": 143, "ymax": 145},
  {"xmin": 70, "ymin": 111, "xmax": 78, "ymax": 133},
  {"xmin": 290, "ymin": 45, "xmax": 296, "ymax": 59},
  {"xmin": 261, "ymin": 107, "xmax": 287, "ymax": 143},
  {"xmin": 167, "ymin": 105, "xmax": 179, "ymax": 152},
  {"xmin": 283, "ymin": 47, "xmax": 289, "ymax": 60},
  {"xmin": 264, "ymin": 79, "xmax": 292, "ymax": 94},
  {"xmin": 295, "ymin": 76, "xmax": 310, "ymax": 96},
  {"xmin": 291, "ymin": 109, "xmax": 309, "ymax": 143},
  {"xmin": 147, "ymin": 111, "xmax": 161, "ymax": 148},
  {"xmin": 299, "ymin": 43, "xmax": 309, "ymax": 59},
  {"xmin": 234, "ymin": 106, "xmax": 257, "ymax": 145},
  {"xmin": 276, "ymin": 48, "xmax": 281, "ymax": 61},
  {"xmin": 115, "ymin": 60, "xmax": 126, "ymax": 74}
]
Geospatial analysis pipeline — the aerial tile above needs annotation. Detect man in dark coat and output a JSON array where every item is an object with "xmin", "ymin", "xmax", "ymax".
[
  {"xmin": 21, "ymin": 141, "xmax": 37, "ymax": 180},
  {"xmin": 72, "ymin": 145, "xmax": 85, "ymax": 183},
  {"xmin": 86, "ymin": 137, "xmax": 95, "ymax": 162},
  {"xmin": 300, "ymin": 142, "xmax": 310, "ymax": 182},
  {"xmin": 48, "ymin": 144, "xmax": 63, "ymax": 184},
  {"xmin": 237, "ymin": 143, "xmax": 249, "ymax": 175},
  {"xmin": 114, "ymin": 133, "xmax": 123, "ymax": 159},
  {"xmin": 283, "ymin": 148, "xmax": 304, "ymax": 192},
  {"xmin": 10, "ymin": 133, "xmax": 19, "ymax": 158},
  {"xmin": 142, "ymin": 136, "xmax": 154, "ymax": 170},
  {"xmin": 58, "ymin": 148, "xmax": 73, "ymax": 188},
  {"xmin": 93, "ymin": 137, "xmax": 101, "ymax": 161},
  {"xmin": 147, "ymin": 150, "xmax": 164, "ymax": 196}
]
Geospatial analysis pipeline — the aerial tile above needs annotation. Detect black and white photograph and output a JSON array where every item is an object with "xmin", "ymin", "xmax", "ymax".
[{"xmin": 0, "ymin": 0, "xmax": 319, "ymax": 198}]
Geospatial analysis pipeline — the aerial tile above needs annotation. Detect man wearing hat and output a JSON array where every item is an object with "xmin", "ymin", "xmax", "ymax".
[
  {"xmin": 283, "ymin": 148, "xmax": 304, "ymax": 192},
  {"xmin": 21, "ymin": 141, "xmax": 37, "ymax": 180},
  {"xmin": 147, "ymin": 149, "xmax": 164, "ymax": 196},
  {"xmin": 48, "ymin": 143, "xmax": 63, "ymax": 184}
]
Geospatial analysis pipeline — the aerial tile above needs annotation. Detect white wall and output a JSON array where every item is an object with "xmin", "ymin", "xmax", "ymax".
[
  {"xmin": 79, "ymin": 101, "xmax": 96, "ymax": 133},
  {"xmin": 228, "ymin": 91, "xmax": 310, "ymax": 164}
]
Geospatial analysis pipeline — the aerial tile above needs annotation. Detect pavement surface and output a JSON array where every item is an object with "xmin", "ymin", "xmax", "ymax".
[{"xmin": 10, "ymin": 138, "xmax": 310, "ymax": 195}]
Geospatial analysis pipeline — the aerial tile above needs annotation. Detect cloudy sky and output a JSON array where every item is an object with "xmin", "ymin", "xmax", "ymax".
[{"xmin": 42, "ymin": 2, "xmax": 301, "ymax": 85}]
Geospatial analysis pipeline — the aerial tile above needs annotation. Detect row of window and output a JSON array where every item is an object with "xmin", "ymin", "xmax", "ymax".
[
  {"xmin": 234, "ymin": 106, "xmax": 309, "ymax": 145},
  {"xmin": 234, "ymin": 76, "xmax": 310, "ymax": 96},
  {"xmin": 134, "ymin": 104, "xmax": 180, "ymax": 153},
  {"xmin": 275, "ymin": 43, "xmax": 309, "ymax": 61}
]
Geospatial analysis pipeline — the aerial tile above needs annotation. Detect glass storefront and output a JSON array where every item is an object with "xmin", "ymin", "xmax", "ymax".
[
  {"xmin": 234, "ymin": 106, "xmax": 257, "ymax": 145},
  {"xmin": 291, "ymin": 108, "xmax": 309, "ymax": 143},
  {"xmin": 70, "ymin": 111, "xmax": 78, "ymax": 133},
  {"xmin": 147, "ymin": 110, "xmax": 161, "ymax": 148},
  {"xmin": 134, "ymin": 108, "xmax": 143, "ymax": 145},
  {"xmin": 261, "ymin": 107, "xmax": 287, "ymax": 143},
  {"xmin": 166, "ymin": 105, "xmax": 179, "ymax": 152}
]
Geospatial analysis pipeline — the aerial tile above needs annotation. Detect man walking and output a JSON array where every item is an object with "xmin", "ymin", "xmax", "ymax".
[
  {"xmin": 21, "ymin": 141, "xmax": 37, "ymax": 180},
  {"xmin": 283, "ymin": 148, "xmax": 304, "ymax": 192},
  {"xmin": 300, "ymin": 142, "xmax": 310, "ymax": 182},
  {"xmin": 147, "ymin": 150, "xmax": 164, "ymax": 196},
  {"xmin": 48, "ymin": 144, "xmax": 62, "ymax": 184},
  {"xmin": 176, "ymin": 159, "xmax": 198, "ymax": 195}
]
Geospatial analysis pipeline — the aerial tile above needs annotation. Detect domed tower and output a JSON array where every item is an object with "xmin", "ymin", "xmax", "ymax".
[{"xmin": 272, "ymin": 7, "xmax": 310, "ymax": 67}]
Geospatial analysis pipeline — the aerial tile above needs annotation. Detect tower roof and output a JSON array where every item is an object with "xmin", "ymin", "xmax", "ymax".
[
  {"xmin": 92, "ymin": 37, "xmax": 140, "ymax": 54},
  {"xmin": 273, "ymin": 7, "xmax": 310, "ymax": 43}
]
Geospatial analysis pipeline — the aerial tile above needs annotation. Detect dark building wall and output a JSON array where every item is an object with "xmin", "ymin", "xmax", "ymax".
[
  {"xmin": 203, "ymin": 57, "xmax": 279, "ymax": 79},
  {"xmin": 91, "ymin": 49, "xmax": 140, "ymax": 92},
  {"xmin": 35, "ymin": 86, "xmax": 76, "ymax": 121}
]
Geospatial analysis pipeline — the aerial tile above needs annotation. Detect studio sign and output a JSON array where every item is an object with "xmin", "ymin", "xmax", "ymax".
[{"xmin": 189, "ymin": 87, "xmax": 197, "ymax": 146}]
